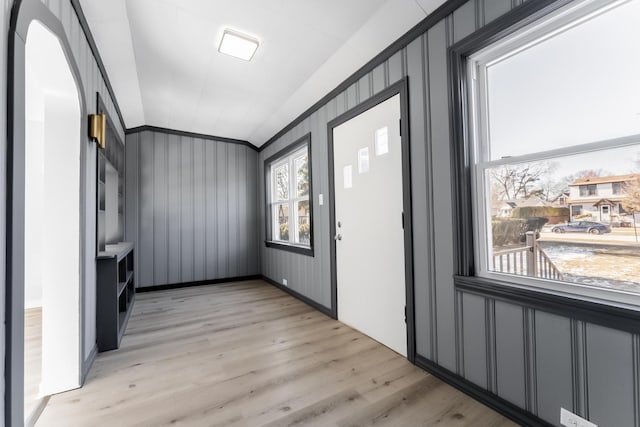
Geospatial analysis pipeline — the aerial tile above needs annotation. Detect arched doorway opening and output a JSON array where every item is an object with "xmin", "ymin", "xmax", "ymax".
[
  {"xmin": 23, "ymin": 19, "xmax": 82, "ymax": 422},
  {"xmin": 7, "ymin": 1, "xmax": 89, "ymax": 424}
]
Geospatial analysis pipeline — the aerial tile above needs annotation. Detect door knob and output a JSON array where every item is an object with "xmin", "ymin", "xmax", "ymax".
[{"xmin": 334, "ymin": 234, "xmax": 342, "ymax": 241}]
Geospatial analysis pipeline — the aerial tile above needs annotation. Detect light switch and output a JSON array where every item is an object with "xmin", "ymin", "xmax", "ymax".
[{"xmin": 319, "ymin": 194, "xmax": 324, "ymax": 205}]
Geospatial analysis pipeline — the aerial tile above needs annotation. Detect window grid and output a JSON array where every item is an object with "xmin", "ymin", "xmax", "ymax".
[{"xmin": 269, "ymin": 146, "xmax": 310, "ymax": 247}]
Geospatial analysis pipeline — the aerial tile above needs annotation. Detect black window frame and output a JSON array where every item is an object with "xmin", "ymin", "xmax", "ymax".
[
  {"xmin": 264, "ymin": 133, "xmax": 314, "ymax": 257},
  {"xmin": 449, "ymin": 0, "xmax": 640, "ymax": 332}
]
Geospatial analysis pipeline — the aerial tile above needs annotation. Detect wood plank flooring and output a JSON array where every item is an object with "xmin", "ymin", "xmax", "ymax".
[
  {"xmin": 37, "ymin": 280, "xmax": 516, "ymax": 426},
  {"xmin": 25, "ymin": 307, "xmax": 42, "ymax": 421}
]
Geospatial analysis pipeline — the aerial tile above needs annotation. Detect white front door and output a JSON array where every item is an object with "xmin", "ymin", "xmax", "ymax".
[
  {"xmin": 601, "ymin": 205, "xmax": 611, "ymax": 222},
  {"xmin": 332, "ymin": 94, "xmax": 407, "ymax": 357}
]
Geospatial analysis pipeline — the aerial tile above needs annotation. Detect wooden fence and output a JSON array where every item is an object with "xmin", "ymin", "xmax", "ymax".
[{"xmin": 493, "ymin": 232, "xmax": 563, "ymax": 280}]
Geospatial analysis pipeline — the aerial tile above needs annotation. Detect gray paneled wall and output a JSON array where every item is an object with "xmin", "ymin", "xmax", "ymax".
[
  {"xmin": 1, "ymin": 0, "xmax": 11, "ymax": 422},
  {"xmin": 125, "ymin": 130, "xmax": 260, "ymax": 288},
  {"xmin": 1, "ymin": 0, "xmax": 126, "ymax": 371},
  {"xmin": 36, "ymin": 0, "xmax": 126, "ymax": 367},
  {"xmin": 257, "ymin": 0, "xmax": 640, "ymax": 426}
]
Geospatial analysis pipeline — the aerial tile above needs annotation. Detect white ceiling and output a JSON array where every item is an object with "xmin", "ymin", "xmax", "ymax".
[{"xmin": 80, "ymin": 0, "xmax": 446, "ymax": 147}]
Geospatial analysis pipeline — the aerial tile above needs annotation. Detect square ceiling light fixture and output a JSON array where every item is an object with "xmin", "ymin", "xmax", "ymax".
[{"xmin": 218, "ymin": 29, "xmax": 259, "ymax": 61}]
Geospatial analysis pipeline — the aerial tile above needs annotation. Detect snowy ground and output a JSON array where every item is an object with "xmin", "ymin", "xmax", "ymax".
[{"xmin": 537, "ymin": 238, "xmax": 640, "ymax": 293}]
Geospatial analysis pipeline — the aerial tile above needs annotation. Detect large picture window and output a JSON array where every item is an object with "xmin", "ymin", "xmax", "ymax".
[
  {"xmin": 467, "ymin": 0, "xmax": 640, "ymax": 305},
  {"xmin": 265, "ymin": 134, "xmax": 313, "ymax": 255}
]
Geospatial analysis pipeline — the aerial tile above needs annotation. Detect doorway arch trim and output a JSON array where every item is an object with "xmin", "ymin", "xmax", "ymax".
[{"xmin": 7, "ymin": 0, "xmax": 88, "ymax": 424}]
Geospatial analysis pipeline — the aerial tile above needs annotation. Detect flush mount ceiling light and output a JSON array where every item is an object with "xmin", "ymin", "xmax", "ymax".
[{"xmin": 218, "ymin": 29, "xmax": 259, "ymax": 61}]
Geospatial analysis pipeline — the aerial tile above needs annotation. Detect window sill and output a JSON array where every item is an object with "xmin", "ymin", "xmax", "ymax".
[
  {"xmin": 265, "ymin": 241, "xmax": 314, "ymax": 257},
  {"xmin": 454, "ymin": 275, "xmax": 640, "ymax": 333}
]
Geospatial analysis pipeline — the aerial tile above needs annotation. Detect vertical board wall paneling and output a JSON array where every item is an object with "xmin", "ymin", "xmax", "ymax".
[
  {"xmin": 406, "ymin": 35, "xmax": 432, "ymax": 360},
  {"xmin": 125, "ymin": 133, "xmax": 140, "ymax": 284},
  {"xmin": 216, "ymin": 142, "xmax": 228, "ymax": 278},
  {"xmin": 28, "ymin": 0, "xmax": 126, "ymax": 362},
  {"xmin": 1, "ymin": 1, "xmax": 10, "ymax": 421},
  {"xmin": 153, "ymin": 132, "xmax": 168, "ymax": 286},
  {"xmin": 256, "ymin": 0, "xmax": 640, "ymax": 425},
  {"xmin": 494, "ymin": 301, "xmax": 526, "ymax": 409},
  {"xmin": 139, "ymin": 132, "xmax": 154, "ymax": 286},
  {"xmin": 534, "ymin": 311, "xmax": 573, "ymax": 425},
  {"xmin": 427, "ymin": 17, "xmax": 457, "ymax": 372},
  {"xmin": 228, "ymin": 144, "xmax": 238, "ymax": 277},
  {"xmin": 634, "ymin": 334, "xmax": 640, "ymax": 427},
  {"xmin": 167, "ymin": 134, "xmax": 182, "ymax": 284},
  {"xmin": 586, "ymin": 324, "xmax": 635, "ymax": 427},
  {"xmin": 461, "ymin": 293, "xmax": 487, "ymax": 388},
  {"xmin": 483, "ymin": 0, "xmax": 513, "ymax": 25},
  {"xmin": 193, "ymin": 138, "xmax": 206, "ymax": 281},
  {"xmin": 205, "ymin": 141, "xmax": 217, "ymax": 279},
  {"xmin": 181, "ymin": 137, "xmax": 194, "ymax": 282},
  {"xmin": 453, "ymin": 1, "xmax": 476, "ymax": 42},
  {"xmin": 125, "ymin": 130, "xmax": 259, "ymax": 288}
]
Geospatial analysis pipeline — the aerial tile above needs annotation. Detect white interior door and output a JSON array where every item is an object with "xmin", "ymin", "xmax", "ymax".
[{"xmin": 333, "ymin": 94, "xmax": 406, "ymax": 357}]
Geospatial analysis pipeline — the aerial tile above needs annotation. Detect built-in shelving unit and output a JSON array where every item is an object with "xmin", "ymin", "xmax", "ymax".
[
  {"xmin": 96, "ymin": 93, "xmax": 125, "ymax": 253},
  {"xmin": 97, "ymin": 242, "xmax": 135, "ymax": 352},
  {"xmin": 97, "ymin": 152, "xmax": 106, "ymax": 251}
]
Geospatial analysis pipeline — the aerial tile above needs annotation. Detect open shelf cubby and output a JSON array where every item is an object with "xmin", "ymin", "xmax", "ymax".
[{"xmin": 97, "ymin": 242, "xmax": 135, "ymax": 352}]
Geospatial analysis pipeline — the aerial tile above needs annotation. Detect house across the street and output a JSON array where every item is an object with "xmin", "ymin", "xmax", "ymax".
[{"xmin": 568, "ymin": 173, "xmax": 640, "ymax": 224}]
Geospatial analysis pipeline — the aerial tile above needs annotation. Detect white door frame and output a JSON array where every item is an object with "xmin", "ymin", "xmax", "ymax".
[
  {"xmin": 327, "ymin": 78, "xmax": 415, "ymax": 362},
  {"xmin": 7, "ymin": 1, "xmax": 88, "ymax": 424}
]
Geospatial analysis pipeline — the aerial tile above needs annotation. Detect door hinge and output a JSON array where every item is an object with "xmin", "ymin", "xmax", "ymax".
[
  {"xmin": 404, "ymin": 306, "xmax": 407, "ymax": 323},
  {"xmin": 399, "ymin": 118, "xmax": 402, "ymax": 136},
  {"xmin": 402, "ymin": 212, "xmax": 405, "ymax": 229}
]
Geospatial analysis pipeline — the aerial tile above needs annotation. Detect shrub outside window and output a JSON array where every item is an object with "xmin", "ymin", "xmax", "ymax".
[
  {"xmin": 265, "ymin": 135, "xmax": 313, "ymax": 255},
  {"xmin": 467, "ymin": 0, "xmax": 640, "ymax": 305}
]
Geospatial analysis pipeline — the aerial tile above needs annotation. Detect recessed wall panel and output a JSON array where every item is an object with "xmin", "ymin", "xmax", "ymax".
[
  {"xmin": 535, "ymin": 311, "xmax": 573, "ymax": 425},
  {"xmin": 586, "ymin": 323, "xmax": 635, "ymax": 427},
  {"xmin": 495, "ymin": 301, "xmax": 525, "ymax": 408}
]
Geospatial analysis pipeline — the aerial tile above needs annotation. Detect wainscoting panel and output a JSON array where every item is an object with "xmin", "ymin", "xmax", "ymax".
[
  {"xmin": 461, "ymin": 293, "xmax": 487, "ymax": 389},
  {"xmin": 494, "ymin": 301, "xmax": 526, "ymax": 409},
  {"xmin": 534, "ymin": 310, "xmax": 573, "ymax": 424},
  {"xmin": 586, "ymin": 323, "xmax": 636, "ymax": 427}
]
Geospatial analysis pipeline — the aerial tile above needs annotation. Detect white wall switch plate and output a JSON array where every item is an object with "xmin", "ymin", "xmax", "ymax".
[
  {"xmin": 282, "ymin": 278, "xmax": 288, "ymax": 286},
  {"xmin": 319, "ymin": 194, "xmax": 324, "ymax": 205},
  {"xmin": 561, "ymin": 408, "xmax": 597, "ymax": 427}
]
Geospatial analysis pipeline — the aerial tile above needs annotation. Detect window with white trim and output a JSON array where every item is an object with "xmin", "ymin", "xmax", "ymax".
[
  {"xmin": 266, "ymin": 137, "xmax": 312, "ymax": 253},
  {"xmin": 468, "ymin": 0, "xmax": 640, "ymax": 304}
]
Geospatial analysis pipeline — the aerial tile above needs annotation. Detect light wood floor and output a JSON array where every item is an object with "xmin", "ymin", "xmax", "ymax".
[
  {"xmin": 37, "ymin": 280, "xmax": 516, "ymax": 426},
  {"xmin": 25, "ymin": 307, "xmax": 42, "ymax": 421}
]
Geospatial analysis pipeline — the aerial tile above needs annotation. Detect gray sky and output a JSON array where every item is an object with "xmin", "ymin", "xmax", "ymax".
[{"xmin": 486, "ymin": 0, "xmax": 640, "ymax": 177}]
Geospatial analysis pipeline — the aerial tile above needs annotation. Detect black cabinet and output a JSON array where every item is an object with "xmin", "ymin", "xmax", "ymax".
[{"xmin": 97, "ymin": 242, "xmax": 135, "ymax": 352}]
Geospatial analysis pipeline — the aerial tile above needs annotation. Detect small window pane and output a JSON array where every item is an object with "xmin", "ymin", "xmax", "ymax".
[
  {"xmin": 266, "ymin": 140, "xmax": 312, "ymax": 250},
  {"xmin": 613, "ymin": 182, "xmax": 622, "ymax": 195},
  {"xmin": 485, "ymin": 145, "xmax": 640, "ymax": 293},
  {"xmin": 274, "ymin": 204, "xmax": 289, "ymax": 241},
  {"xmin": 484, "ymin": 1, "xmax": 640, "ymax": 160},
  {"xmin": 295, "ymin": 200, "xmax": 311, "ymax": 244},
  {"xmin": 295, "ymin": 154, "xmax": 309, "ymax": 197},
  {"xmin": 274, "ymin": 164, "xmax": 289, "ymax": 201}
]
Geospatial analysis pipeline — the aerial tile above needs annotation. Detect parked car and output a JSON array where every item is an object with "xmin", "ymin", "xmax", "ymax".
[{"xmin": 551, "ymin": 221, "xmax": 612, "ymax": 234}]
